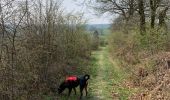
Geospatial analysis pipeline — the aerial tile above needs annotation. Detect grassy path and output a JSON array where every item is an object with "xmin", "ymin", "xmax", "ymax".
[
  {"xmin": 87, "ymin": 46, "xmax": 132, "ymax": 100},
  {"xmin": 54, "ymin": 46, "xmax": 133, "ymax": 100}
]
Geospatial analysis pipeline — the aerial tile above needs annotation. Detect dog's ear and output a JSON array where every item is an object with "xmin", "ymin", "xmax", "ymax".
[
  {"xmin": 84, "ymin": 74, "xmax": 90, "ymax": 80},
  {"xmin": 58, "ymin": 82, "xmax": 66, "ymax": 94}
]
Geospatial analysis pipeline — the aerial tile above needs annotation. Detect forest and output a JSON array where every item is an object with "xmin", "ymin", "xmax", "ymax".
[{"xmin": 0, "ymin": 0, "xmax": 170, "ymax": 100}]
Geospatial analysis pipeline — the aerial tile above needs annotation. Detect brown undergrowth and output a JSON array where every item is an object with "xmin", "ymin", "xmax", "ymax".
[{"xmin": 129, "ymin": 52, "xmax": 170, "ymax": 100}]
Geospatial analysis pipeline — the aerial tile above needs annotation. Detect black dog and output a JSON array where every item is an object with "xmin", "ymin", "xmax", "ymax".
[{"xmin": 58, "ymin": 74, "xmax": 90, "ymax": 99}]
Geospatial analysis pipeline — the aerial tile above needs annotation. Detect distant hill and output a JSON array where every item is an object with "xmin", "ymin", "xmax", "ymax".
[{"xmin": 86, "ymin": 24, "xmax": 112, "ymax": 31}]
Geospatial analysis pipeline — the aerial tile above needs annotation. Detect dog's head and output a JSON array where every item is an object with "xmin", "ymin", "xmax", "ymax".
[
  {"xmin": 58, "ymin": 82, "xmax": 66, "ymax": 94},
  {"xmin": 84, "ymin": 74, "xmax": 90, "ymax": 80}
]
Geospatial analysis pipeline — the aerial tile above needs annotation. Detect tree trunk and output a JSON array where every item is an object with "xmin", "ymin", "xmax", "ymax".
[
  {"xmin": 150, "ymin": 0, "xmax": 161, "ymax": 28},
  {"xmin": 158, "ymin": 7, "xmax": 169, "ymax": 27},
  {"xmin": 150, "ymin": 0, "xmax": 156, "ymax": 28},
  {"xmin": 138, "ymin": 0, "xmax": 146, "ymax": 35},
  {"xmin": 151, "ymin": 9, "xmax": 156, "ymax": 28}
]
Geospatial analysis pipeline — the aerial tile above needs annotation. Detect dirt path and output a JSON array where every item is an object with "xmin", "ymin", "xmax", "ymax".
[{"xmin": 87, "ymin": 47, "xmax": 119, "ymax": 100}]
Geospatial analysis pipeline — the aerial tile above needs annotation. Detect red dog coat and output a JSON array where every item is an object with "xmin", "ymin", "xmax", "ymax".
[{"xmin": 66, "ymin": 76, "xmax": 77, "ymax": 81}]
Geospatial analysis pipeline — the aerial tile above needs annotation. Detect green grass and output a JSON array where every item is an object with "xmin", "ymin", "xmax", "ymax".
[{"xmin": 87, "ymin": 46, "xmax": 134, "ymax": 100}]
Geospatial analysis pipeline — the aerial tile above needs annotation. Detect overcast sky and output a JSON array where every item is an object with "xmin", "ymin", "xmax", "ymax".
[{"xmin": 62, "ymin": 0, "xmax": 114, "ymax": 24}]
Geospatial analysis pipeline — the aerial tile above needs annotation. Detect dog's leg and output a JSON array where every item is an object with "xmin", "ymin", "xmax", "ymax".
[
  {"xmin": 85, "ymin": 83, "xmax": 88, "ymax": 96},
  {"xmin": 68, "ymin": 88, "xmax": 72, "ymax": 96},
  {"xmin": 79, "ymin": 87, "xmax": 84, "ymax": 99},
  {"xmin": 73, "ymin": 88, "xmax": 76, "ymax": 95}
]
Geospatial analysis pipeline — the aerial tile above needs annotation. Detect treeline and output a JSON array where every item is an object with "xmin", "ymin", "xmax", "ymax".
[
  {"xmin": 91, "ymin": 0, "xmax": 170, "ymax": 66},
  {"xmin": 99, "ymin": 0, "xmax": 170, "ymax": 67},
  {"xmin": 88, "ymin": 0, "xmax": 170, "ymax": 59},
  {"xmin": 0, "ymin": 0, "xmax": 92, "ymax": 99},
  {"xmin": 93, "ymin": 0, "xmax": 169, "ymax": 31}
]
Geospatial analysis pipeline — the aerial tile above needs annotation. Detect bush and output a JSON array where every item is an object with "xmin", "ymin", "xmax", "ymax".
[{"xmin": 137, "ymin": 28, "xmax": 168, "ymax": 54}]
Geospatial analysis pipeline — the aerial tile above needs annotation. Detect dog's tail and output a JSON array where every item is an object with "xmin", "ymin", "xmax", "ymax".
[{"xmin": 84, "ymin": 74, "xmax": 90, "ymax": 81}]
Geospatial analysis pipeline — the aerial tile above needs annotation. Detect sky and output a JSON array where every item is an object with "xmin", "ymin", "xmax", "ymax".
[{"xmin": 62, "ymin": 0, "xmax": 114, "ymax": 24}]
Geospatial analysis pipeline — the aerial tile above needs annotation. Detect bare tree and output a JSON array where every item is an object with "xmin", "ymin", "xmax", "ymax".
[
  {"xmin": 138, "ymin": 0, "xmax": 146, "ymax": 34},
  {"xmin": 158, "ymin": 7, "xmax": 169, "ymax": 27},
  {"xmin": 150, "ymin": 0, "xmax": 161, "ymax": 28}
]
